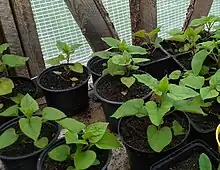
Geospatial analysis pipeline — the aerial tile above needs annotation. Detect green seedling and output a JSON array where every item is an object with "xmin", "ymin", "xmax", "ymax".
[
  {"xmin": 47, "ymin": 41, "xmax": 83, "ymax": 84},
  {"xmin": 167, "ymin": 27, "xmax": 202, "ymax": 53},
  {"xmin": 112, "ymin": 72, "xmax": 205, "ymax": 152},
  {"xmin": 133, "ymin": 27, "xmax": 163, "ymax": 51},
  {"xmin": 199, "ymin": 153, "xmax": 220, "ymax": 170},
  {"xmin": 0, "ymin": 94, "xmax": 67, "ymax": 150},
  {"xmin": 48, "ymin": 121, "xmax": 120, "ymax": 170}
]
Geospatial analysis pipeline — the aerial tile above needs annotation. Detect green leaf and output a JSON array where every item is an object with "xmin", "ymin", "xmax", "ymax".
[
  {"xmin": 127, "ymin": 45, "xmax": 148, "ymax": 55},
  {"xmin": 0, "ymin": 61, "xmax": 5, "ymax": 72},
  {"xmin": 46, "ymin": 55, "xmax": 65, "ymax": 65},
  {"xmin": 200, "ymin": 65, "xmax": 209, "ymax": 75},
  {"xmin": 66, "ymin": 166, "xmax": 75, "ymax": 170},
  {"xmin": 217, "ymin": 96, "xmax": 220, "ymax": 104},
  {"xmin": 69, "ymin": 63, "xmax": 83, "ymax": 73},
  {"xmin": 65, "ymin": 131, "xmax": 87, "ymax": 145},
  {"xmin": 172, "ymin": 120, "xmax": 185, "ymax": 136},
  {"xmin": 112, "ymin": 54, "xmax": 131, "ymax": 66},
  {"xmin": 19, "ymin": 117, "xmax": 42, "ymax": 141},
  {"xmin": 10, "ymin": 93, "xmax": 24, "ymax": 104},
  {"xmin": 101, "ymin": 37, "xmax": 121, "ymax": 48},
  {"xmin": 200, "ymin": 87, "xmax": 219, "ymax": 100},
  {"xmin": 93, "ymin": 159, "xmax": 100, "ymax": 166},
  {"xmin": 168, "ymin": 84, "xmax": 200, "ymax": 100},
  {"xmin": 0, "ymin": 77, "xmax": 14, "ymax": 96},
  {"xmin": 148, "ymin": 27, "xmax": 161, "ymax": 40},
  {"xmin": 168, "ymin": 35, "xmax": 186, "ymax": 42},
  {"xmin": 0, "ymin": 43, "xmax": 9, "ymax": 54},
  {"xmin": 158, "ymin": 76, "xmax": 169, "ymax": 93},
  {"xmin": 57, "ymin": 118, "xmax": 85, "ymax": 133},
  {"xmin": 199, "ymin": 153, "xmax": 212, "ymax": 170},
  {"xmin": 107, "ymin": 58, "xmax": 125, "ymax": 76},
  {"xmin": 191, "ymin": 50, "xmax": 209, "ymax": 76},
  {"xmin": 34, "ymin": 137, "xmax": 48, "ymax": 149},
  {"xmin": 0, "ymin": 105, "xmax": 18, "ymax": 117},
  {"xmin": 210, "ymin": 71, "xmax": 220, "ymax": 91},
  {"xmin": 0, "ymin": 128, "xmax": 18, "ymax": 149},
  {"xmin": 169, "ymin": 70, "xmax": 182, "ymax": 80},
  {"xmin": 70, "ymin": 44, "xmax": 82, "ymax": 53},
  {"xmin": 145, "ymin": 96, "xmax": 172, "ymax": 126},
  {"xmin": 74, "ymin": 150, "xmax": 96, "ymax": 170},
  {"xmin": 121, "ymin": 77, "xmax": 136, "ymax": 88},
  {"xmin": 119, "ymin": 40, "xmax": 128, "ymax": 51},
  {"xmin": 70, "ymin": 77, "xmax": 78, "ymax": 82},
  {"xmin": 167, "ymin": 28, "xmax": 183, "ymax": 36},
  {"xmin": 0, "ymin": 103, "xmax": 3, "ymax": 109},
  {"xmin": 20, "ymin": 94, "xmax": 39, "ymax": 117},
  {"xmin": 42, "ymin": 107, "xmax": 66, "ymax": 121},
  {"xmin": 134, "ymin": 74, "xmax": 161, "ymax": 95},
  {"xmin": 111, "ymin": 99, "xmax": 145, "ymax": 119},
  {"xmin": 83, "ymin": 122, "xmax": 108, "ymax": 143},
  {"xmin": 92, "ymin": 51, "xmax": 115, "ymax": 59},
  {"xmin": 180, "ymin": 75, "xmax": 205, "ymax": 89},
  {"xmin": 132, "ymin": 58, "xmax": 150, "ymax": 64},
  {"xmin": 96, "ymin": 132, "xmax": 120, "ymax": 149},
  {"xmin": 49, "ymin": 144, "xmax": 70, "ymax": 162},
  {"xmin": 147, "ymin": 125, "xmax": 172, "ymax": 152},
  {"xmin": 133, "ymin": 30, "xmax": 146, "ymax": 38},
  {"xmin": 57, "ymin": 41, "xmax": 70, "ymax": 54},
  {"xmin": 2, "ymin": 54, "xmax": 28, "ymax": 68}
]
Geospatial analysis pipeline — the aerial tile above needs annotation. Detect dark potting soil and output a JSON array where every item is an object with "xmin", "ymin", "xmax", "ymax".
[
  {"xmin": 40, "ymin": 66, "xmax": 88, "ymax": 90},
  {"xmin": 176, "ymin": 54, "xmax": 193, "ymax": 70},
  {"xmin": 43, "ymin": 146, "xmax": 109, "ymax": 170},
  {"xmin": 96, "ymin": 75, "xmax": 151, "ymax": 102},
  {"xmin": 169, "ymin": 152, "xmax": 218, "ymax": 170},
  {"xmin": 0, "ymin": 121, "xmax": 57, "ymax": 157},
  {"xmin": 0, "ymin": 97, "xmax": 15, "ymax": 113},
  {"xmin": 161, "ymin": 40, "xmax": 186, "ymax": 55},
  {"xmin": 120, "ymin": 112, "xmax": 189, "ymax": 152},
  {"xmin": 90, "ymin": 59, "xmax": 107, "ymax": 75},
  {"xmin": 4, "ymin": 78, "xmax": 36, "ymax": 98}
]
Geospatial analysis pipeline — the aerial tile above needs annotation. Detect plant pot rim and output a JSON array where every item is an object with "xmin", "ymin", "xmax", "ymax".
[
  {"xmin": 0, "ymin": 115, "xmax": 60, "ymax": 160},
  {"xmin": 37, "ymin": 63, "xmax": 90, "ymax": 93},
  {"xmin": 37, "ymin": 138, "xmax": 112, "ymax": 170},
  {"xmin": 93, "ymin": 71, "xmax": 152, "ymax": 105},
  {"xmin": 87, "ymin": 56, "xmax": 107, "ymax": 77},
  {"xmin": 118, "ymin": 110, "xmax": 191, "ymax": 154},
  {"xmin": 2, "ymin": 76, "xmax": 38, "ymax": 99}
]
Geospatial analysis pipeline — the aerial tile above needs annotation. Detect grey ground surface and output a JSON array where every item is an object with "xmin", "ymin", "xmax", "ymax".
[{"xmin": 0, "ymin": 91, "xmax": 129, "ymax": 170}]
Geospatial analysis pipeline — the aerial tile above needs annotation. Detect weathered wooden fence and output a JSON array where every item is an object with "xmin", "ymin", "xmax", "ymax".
[{"xmin": 0, "ymin": 0, "xmax": 214, "ymax": 77}]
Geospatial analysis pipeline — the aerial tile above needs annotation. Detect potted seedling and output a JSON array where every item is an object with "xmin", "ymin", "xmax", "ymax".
[
  {"xmin": 94, "ymin": 48, "xmax": 152, "ymax": 132},
  {"xmin": 37, "ymin": 120, "xmax": 120, "ymax": 170},
  {"xmin": 151, "ymin": 140, "xmax": 220, "ymax": 170},
  {"xmin": 0, "ymin": 94, "xmax": 62, "ymax": 170},
  {"xmin": 0, "ymin": 43, "xmax": 37, "ymax": 98},
  {"xmin": 88, "ymin": 37, "xmax": 148, "ymax": 83},
  {"xmin": 133, "ymin": 27, "xmax": 169, "ymax": 62},
  {"xmin": 37, "ymin": 41, "xmax": 90, "ymax": 115},
  {"xmin": 111, "ymin": 71, "xmax": 211, "ymax": 169}
]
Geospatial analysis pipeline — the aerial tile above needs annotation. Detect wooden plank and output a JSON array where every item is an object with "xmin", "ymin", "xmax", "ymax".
[
  {"xmin": 0, "ymin": 0, "xmax": 29, "ymax": 76},
  {"xmin": 9, "ymin": 0, "xmax": 45, "ymax": 78},
  {"xmin": 65, "ymin": 0, "xmax": 119, "ymax": 51},
  {"xmin": 130, "ymin": 0, "xmax": 157, "ymax": 44},
  {"xmin": 183, "ymin": 0, "xmax": 213, "ymax": 30}
]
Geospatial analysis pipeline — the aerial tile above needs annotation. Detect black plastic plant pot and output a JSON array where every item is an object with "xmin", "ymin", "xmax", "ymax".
[
  {"xmin": 94, "ymin": 73, "xmax": 152, "ymax": 133},
  {"xmin": 141, "ymin": 57, "xmax": 184, "ymax": 80},
  {"xmin": 118, "ymin": 111, "xmax": 191, "ymax": 170},
  {"xmin": 3, "ymin": 76, "xmax": 37, "ymax": 99},
  {"xmin": 37, "ymin": 138, "xmax": 112, "ymax": 170},
  {"xmin": 150, "ymin": 140, "xmax": 220, "ymax": 170},
  {"xmin": 0, "ymin": 116, "xmax": 60, "ymax": 170},
  {"xmin": 87, "ymin": 56, "xmax": 107, "ymax": 84},
  {"xmin": 173, "ymin": 52, "xmax": 193, "ymax": 70},
  {"xmin": 187, "ymin": 112, "xmax": 219, "ymax": 150},
  {"xmin": 37, "ymin": 64, "xmax": 90, "ymax": 116}
]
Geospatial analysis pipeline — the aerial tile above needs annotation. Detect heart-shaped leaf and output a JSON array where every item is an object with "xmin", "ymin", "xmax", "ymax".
[
  {"xmin": 147, "ymin": 125, "xmax": 172, "ymax": 152},
  {"xmin": 0, "ymin": 105, "xmax": 18, "ymax": 117},
  {"xmin": 96, "ymin": 132, "xmax": 120, "ymax": 149},
  {"xmin": 169, "ymin": 70, "xmax": 181, "ymax": 80},
  {"xmin": 34, "ymin": 137, "xmax": 48, "ymax": 149},
  {"xmin": 181, "ymin": 75, "xmax": 205, "ymax": 89},
  {"xmin": 74, "ymin": 150, "xmax": 96, "ymax": 169},
  {"xmin": 0, "ymin": 43, "xmax": 9, "ymax": 54},
  {"xmin": 121, "ymin": 77, "xmax": 136, "ymax": 88},
  {"xmin": 200, "ymin": 87, "xmax": 219, "ymax": 100},
  {"xmin": 2, "ymin": 54, "xmax": 29, "ymax": 68},
  {"xmin": 69, "ymin": 63, "xmax": 83, "ymax": 73},
  {"xmin": 46, "ymin": 55, "xmax": 65, "ymax": 65},
  {"xmin": 172, "ymin": 120, "xmax": 185, "ymax": 136},
  {"xmin": 92, "ymin": 51, "xmax": 115, "ymax": 59},
  {"xmin": 42, "ymin": 107, "xmax": 66, "ymax": 121},
  {"xmin": 20, "ymin": 94, "xmax": 39, "ymax": 117},
  {"xmin": 57, "ymin": 118, "xmax": 85, "ymax": 133},
  {"xmin": 0, "ymin": 77, "xmax": 14, "ymax": 96},
  {"xmin": 0, "ymin": 128, "xmax": 18, "ymax": 149},
  {"xmin": 49, "ymin": 144, "xmax": 70, "ymax": 162},
  {"xmin": 199, "ymin": 153, "xmax": 212, "ymax": 170},
  {"xmin": 101, "ymin": 37, "xmax": 121, "ymax": 48},
  {"xmin": 65, "ymin": 131, "xmax": 87, "ymax": 145}
]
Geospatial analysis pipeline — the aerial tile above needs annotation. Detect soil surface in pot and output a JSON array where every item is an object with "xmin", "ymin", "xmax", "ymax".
[
  {"xmin": 175, "ymin": 53, "xmax": 193, "ymax": 70},
  {"xmin": 40, "ymin": 65, "xmax": 88, "ymax": 90},
  {"xmin": 120, "ymin": 111, "xmax": 189, "ymax": 152},
  {"xmin": 0, "ymin": 121, "xmax": 57, "ymax": 157},
  {"xmin": 169, "ymin": 151, "xmax": 218, "ymax": 170},
  {"xmin": 90, "ymin": 59, "xmax": 107, "ymax": 75},
  {"xmin": 96, "ymin": 75, "xmax": 151, "ymax": 102},
  {"xmin": 161, "ymin": 40, "xmax": 186, "ymax": 55},
  {"xmin": 4, "ymin": 78, "xmax": 36, "ymax": 98},
  {"xmin": 43, "ymin": 146, "xmax": 109, "ymax": 170}
]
